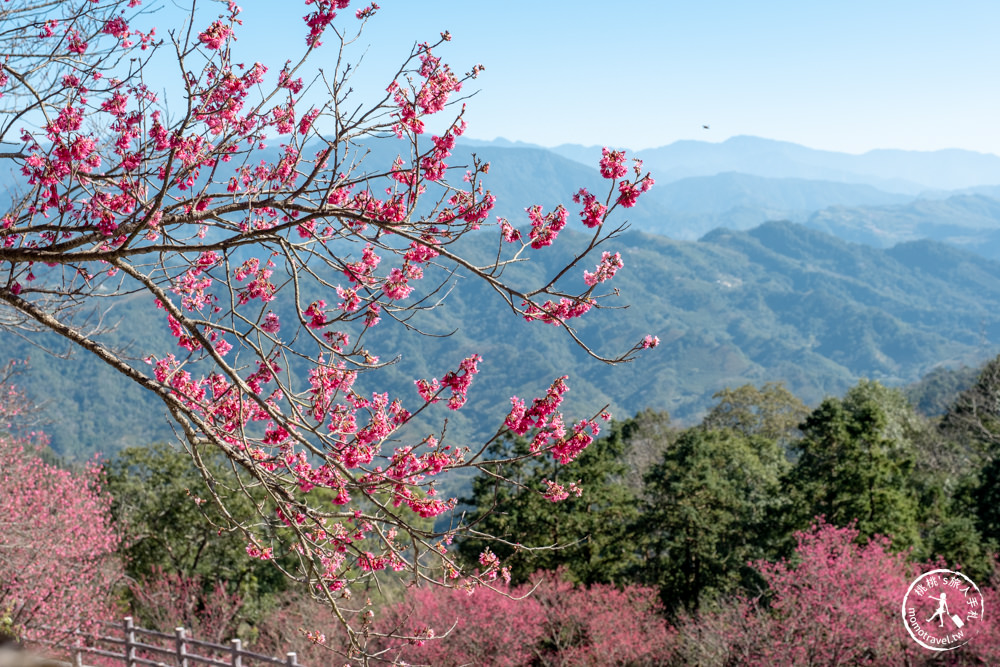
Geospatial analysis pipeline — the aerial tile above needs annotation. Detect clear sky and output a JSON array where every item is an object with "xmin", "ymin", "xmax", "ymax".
[{"xmin": 161, "ymin": 1, "xmax": 1000, "ymax": 156}]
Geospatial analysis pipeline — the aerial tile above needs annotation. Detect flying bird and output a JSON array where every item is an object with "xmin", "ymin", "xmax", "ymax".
[{"xmin": 702, "ymin": 124, "xmax": 710, "ymax": 129}]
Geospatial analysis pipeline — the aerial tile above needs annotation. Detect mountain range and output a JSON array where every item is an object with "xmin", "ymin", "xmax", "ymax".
[
  {"xmin": 5, "ymin": 135, "xmax": 1000, "ymax": 469},
  {"xmin": 466, "ymin": 134, "xmax": 1000, "ymax": 192},
  {"xmin": 456, "ymin": 136, "xmax": 1000, "ymax": 259},
  {"xmin": 9, "ymin": 222, "xmax": 1000, "ymax": 464}
]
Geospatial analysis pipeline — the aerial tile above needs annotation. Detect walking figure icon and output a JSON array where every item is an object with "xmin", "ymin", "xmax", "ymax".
[{"xmin": 926, "ymin": 592, "xmax": 965, "ymax": 629}]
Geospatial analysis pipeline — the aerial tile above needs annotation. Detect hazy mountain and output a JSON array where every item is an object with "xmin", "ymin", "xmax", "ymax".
[
  {"xmin": 640, "ymin": 172, "xmax": 915, "ymax": 239},
  {"xmin": 543, "ymin": 135, "xmax": 1000, "ymax": 192},
  {"xmin": 959, "ymin": 184, "xmax": 1000, "ymax": 198},
  {"xmin": 654, "ymin": 173, "xmax": 912, "ymax": 214},
  {"xmin": 8, "ymin": 222, "xmax": 1000, "ymax": 465},
  {"xmin": 805, "ymin": 194, "xmax": 1000, "ymax": 260},
  {"xmin": 455, "ymin": 139, "xmax": 1000, "ymax": 257},
  {"xmin": 454, "ymin": 142, "xmax": 923, "ymax": 240}
]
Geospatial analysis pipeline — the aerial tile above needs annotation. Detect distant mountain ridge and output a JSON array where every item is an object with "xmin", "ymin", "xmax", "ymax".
[
  {"xmin": 805, "ymin": 194, "xmax": 1000, "ymax": 260},
  {"xmin": 461, "ymin": 135, "xmax": 1000, "ymax": 192},
  {"xmin": 456, "ymin": 137, "xmax": 1000, "ymax": 256},
  {"xmin": 653, "ymin": 172, "xmax": 912, "ymax": 214},
  {"xmin": 6, "ymin": 134, "xmax": 997, "ymax": 256},
  {"xmin": 8, "ymin": 221, "xmax": 1000, "ymax": 464},
  {"xmin": 456, "ymin": 142, "xmax": 919, "ymax": 237}
]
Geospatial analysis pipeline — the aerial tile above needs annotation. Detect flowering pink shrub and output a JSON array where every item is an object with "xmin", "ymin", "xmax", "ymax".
[
  {"xmin": 672, "ymin": 520, "xmax": 1000, "ymax": 666},
  {"xmin": 969, "ymin": 573, "xmax": 1000, "ymax": 665},
  {"xmin": 377, "ymin": 570, "xmax": 671, "ymax": 666},
  {"xmin": 529, "ymin": 572, "xmax": 673, "ymax": 666},
  {"xmin": 748, "ymin": 520, "xmax": 918, "ymax": 666},
  {"xmin": 0, "ymin": 390, "xmax": 121, "ymax": 645},
  {"xmin": 379, "ymin": 584, "xmax": 546, "ymax": 666},
  {"xmin": 127, "ymin": 569, "xmax": 244, "ymax": 646}
]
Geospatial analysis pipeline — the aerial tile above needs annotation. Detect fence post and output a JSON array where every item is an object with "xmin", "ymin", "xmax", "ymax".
[
  {"xmin": 124, "ymin": 617, "xmax": 136, "ymax": 667},
  {"xmin": 175, "ymin": 627, "xmax": 189, "ymax": 667},
  {"xmin": 230, "ymin": 638, "xmax": 242, "ymax": 667},
  {"xmin": 285, "ymin": 652, "xmax": 298, "ymax": 667}
]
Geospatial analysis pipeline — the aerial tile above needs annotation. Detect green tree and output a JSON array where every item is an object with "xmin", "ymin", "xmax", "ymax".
[
  {"xmin": 456, "ymin": 422, "xmax": 642, "ymax": 586},
  {"xmin": 640, "ymin": 427, "xmax": 789, "ymax": 612},
  {"xmin": 103, "ymin": 443, "xmax": 292, "ymax": 623},
  {"xmin": 941, "ymin": 354, "xmax": 1000, "ymax": 454},
  {"xmin": 905, "ymin": 364, "xmax": 980, "ymax": 417},
  {"xmin": 788, "ymin": 380, "xmax": 920, "ymax": 547},
  {"xmin": 923, "ymin": 512, "xmax": 995, "ymax": 583},
  {"xmin": 931, "ymin": 355, "xmax": 1000, "ymax": 578},
  {"xmin": 614, "ymin": 408, "xmax": 675, "ymax": 495},
  {"xmin": 702, "ymin": 382, "xmax": 809, "ymax": 448}
]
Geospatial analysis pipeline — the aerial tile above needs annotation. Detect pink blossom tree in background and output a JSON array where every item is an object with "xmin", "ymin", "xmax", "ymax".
[
  {"xmin": 379, "ymin": 582, "xmax": 547, "ymax": 667},
  {"xmin": 377, "ymin": 570, "xmax": 671, "ymax": 666},
  {"xmin": 0, "ymin": 0, "xmax": 655, "ymax": 661},
  {"xmin": 671, "ymin": 520, "xmax": 999, "ymax": 666},
  {"xmin": 527, "ymin": 572, "xmax": 674, "ymax": 666},
  {"xmin": 748, "ymin": 520, "xmax": 918, "ymax": 666},
  {"xmin": 126, "ymin": 568, "xmax": 244, "ymax": 647},
  {"xmin": 0, "ymin": 370, "xmax": 121, "ymax": 646}
]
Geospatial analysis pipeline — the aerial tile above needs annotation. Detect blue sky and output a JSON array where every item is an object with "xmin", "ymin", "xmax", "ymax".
[{"xmin": 161, "ymin": 1, "xmax": 1000, "ymax": 155}]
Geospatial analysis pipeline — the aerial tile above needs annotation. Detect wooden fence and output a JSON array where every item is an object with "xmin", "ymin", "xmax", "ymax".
[{"xmin": 32, "ymin": 618, "xmax": 301, "ymax": 667}]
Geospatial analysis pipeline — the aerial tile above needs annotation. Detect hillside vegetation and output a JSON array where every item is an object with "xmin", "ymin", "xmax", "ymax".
[{"xmin": 7, "ymin": 221, "xmax": 999, "ymax": 465}]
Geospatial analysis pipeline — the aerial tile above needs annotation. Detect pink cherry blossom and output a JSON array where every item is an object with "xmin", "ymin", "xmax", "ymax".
[{"xmin": 199, "ymin": 21, "xmax": 234, "ymax": 50}]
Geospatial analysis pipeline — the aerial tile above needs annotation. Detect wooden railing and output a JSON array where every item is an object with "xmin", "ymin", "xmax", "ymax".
[{"xmin": 32, "ymin": 618, "xmax": 301, "ymax": 667}]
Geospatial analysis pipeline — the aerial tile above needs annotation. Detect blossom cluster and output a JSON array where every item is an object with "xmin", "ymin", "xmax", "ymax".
[{"xmin": 0, "ymin": 0, "xmax": 663, "ymax": 635}]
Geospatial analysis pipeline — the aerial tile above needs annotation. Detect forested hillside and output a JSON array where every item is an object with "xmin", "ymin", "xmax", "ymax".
[
  {"xmin": 805, "ymin": 194, "xmax": 1000, "ymax": 260},
  {"xmin": 78, "ymin": 359, "xmax": 1000, "ymax": 665},
  {"xmin": 8, "ymin": 221, "xmax": 999, "ymax": 463}
]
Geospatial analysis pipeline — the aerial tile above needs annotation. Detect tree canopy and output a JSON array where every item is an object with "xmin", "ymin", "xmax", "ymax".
[
  {"xmin": 0, "ymin": 1, "xmax": 657, "ymax": 659},
  {"xmin": 788, "ymin": 380, "xmax": 921, "ymax": 546}
]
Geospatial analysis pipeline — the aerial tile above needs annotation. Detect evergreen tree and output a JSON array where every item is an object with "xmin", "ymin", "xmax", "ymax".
[
  {"xmin": 640, "ymin": 427, "xmax": 789, "ymax": 612},
  {"xmin": 788, "ymin": 380, "xmax": 920, "ymax": 547},
  {"xmin": 456, "ymin": 422, "xmax": 642, "ymax": 586},
  {"xmin": 702, "ymin": 382, "xmax": 809, "ymax": 448},
  {"xmin": 932, "ymin": 355, "xmax": 1000, "ymax": 578},
  {"xmin": 941, "ymin": 354, "xmax": 1000, "ymax": 453}
]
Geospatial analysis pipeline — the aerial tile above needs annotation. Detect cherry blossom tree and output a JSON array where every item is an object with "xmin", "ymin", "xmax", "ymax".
[
  {"xmin": 0, "ymin": 0, "xmax": 655, "ymax": 661},
  {"xmin": 0, "ymin": 376, "xmax": 121, "ymax": 647},
  {"xmin": 377, "ymin": 570, "xmax": 671, "ymax": 666},
  {"xmin": 748, "ymin": 520, "xmax": 918, "ymax": 666},
  {"xmin": 671, "ymin": 521, "xmax": 974, "ymax": 666},
  {"xmin": 127, "ymin": 568, "xmax": 244, "ymax": 647}
]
